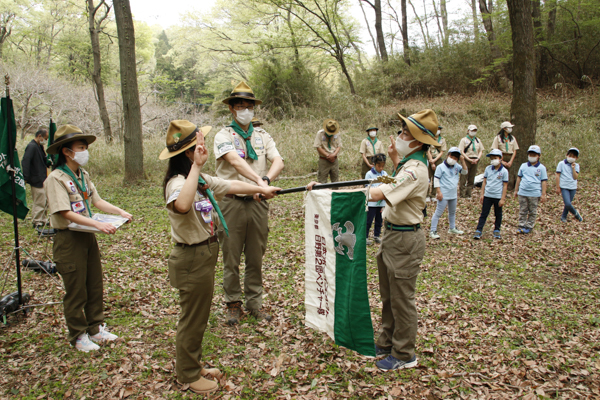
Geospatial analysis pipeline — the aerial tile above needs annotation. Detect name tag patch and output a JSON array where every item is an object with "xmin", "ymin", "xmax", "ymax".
[
  {"xmin": 217, "ymin": 142, "xmax": 235, "ymax": 154},
  {"xmin": 71, "ymin": 201, "xmax": 85, "ymax": 213}
]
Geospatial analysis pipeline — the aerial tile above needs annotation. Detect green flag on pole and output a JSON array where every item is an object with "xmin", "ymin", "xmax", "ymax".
[
  {"xmin": 0, "ymin": 97, "xmax": 29, "ymax": 219},
  {"xmin": 48, "ymin": 118, "xmax": 57, "ymax": 166}
]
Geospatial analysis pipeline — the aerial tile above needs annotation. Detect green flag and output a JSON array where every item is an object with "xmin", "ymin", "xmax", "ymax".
[
  {"xmin": 48, "ymin": 118, "xmax": 57, "ymax": 166},
  {"xmin": 0, "ymin": 97, "xmax": 29, "ymax": 219}
]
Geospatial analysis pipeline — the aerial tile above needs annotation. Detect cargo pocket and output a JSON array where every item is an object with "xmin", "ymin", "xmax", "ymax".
[
  {"xmin": 392, "ymin": 233, "xmax": 425, "ymax": 280},
  {"xmin": 56, "ymin": 262, "xmax": 76, "ymax": 276}
]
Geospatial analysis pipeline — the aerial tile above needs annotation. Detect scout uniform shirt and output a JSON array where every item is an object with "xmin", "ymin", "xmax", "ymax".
[
  {"xmin": 430, "ymin": 136, "xmax": 447, "ymax": 159},
  {"xmin": 517, "ymin": 161, "xmax": 548, "ymax": 197},
  {"xmin": 379, "ymin": 159, "xmax": 428, "ymax": 225},
  {"xmin": 165, "ymin": 174, "xmax": 231, "ymax": 245},
  {"xmin": 459, "ymin": 136, "xmax": 484, "ymax": 158},
  {"xmin": 483, "ymin": 165, "xmax": 509, "ymax": 199},
  {"xmin": 44, "ymin": 168, "xmax": 101, "ymax": 230},
  {"xmin": 313, "ymin": 129, "xmax": 342, "ymax": 155},
  {"xmin": 359, "ymin": 137, "xmax": 385, "ymax": 158},
  {"xmin": 556, "ymin": 160, "xmax": 579, "ymax": 190},
  {"xmin": 213, "ymin": 126, "xmax": 281, "ymax": 187},
  {"xmin": 434, "ymin": 161, "xmax": 463, "ymax": 200},
  {"xmin": 491, "ymin": 135, "xmax": 519, "ymax": 155}
]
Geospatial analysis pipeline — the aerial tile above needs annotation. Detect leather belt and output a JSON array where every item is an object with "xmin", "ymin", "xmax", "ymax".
[
  {"xmin": 176, "ymin": 235, "xmax": 218, "ymax": 248},
  {"xmin": 225, "ymin": 194, "xmax": 255, "ymax": 201},
  {"xmin": 319, "ymin": 156, "xmax": 337, "ymax": 160},
  {"xmin": 385, "ymin": 222, "xmax": 421, "ymax": 231}
]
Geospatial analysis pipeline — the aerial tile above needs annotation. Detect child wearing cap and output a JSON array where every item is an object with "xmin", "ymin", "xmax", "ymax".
[
  {"xmin": 360, "ymin": 127, "xmax": 385, "ymax": 179},
  {"xmin": 364, "ymin": 153, "xmax": 388, "ymax": 244},
  {"xmin": 44, "ymin": 125, "xmax": 133, "ymax": 352},
  {"xmin": 429, "ymin": 147, "xmax": 469, "ymax": 239},
  {"xmin": 426, "ymin": 126, "xmax": 447, "ymax": 202},
  {"xmin": 555, "ymin": 147, "xmax": 583, "ymax": 222},
  {"xmin": 491, "ymin": 122, "xmax": 519, "ymax": 173},
  {"xmin": 473, "ymin": 149, "xmax": 509, "ymax": 239},
  {"xmin": 459, "ymin": 125, "xmax": 484, "ymax": 198},
  {"xmin": 514, "ymin": 145, "xmax": 548, "ymax": 233}
]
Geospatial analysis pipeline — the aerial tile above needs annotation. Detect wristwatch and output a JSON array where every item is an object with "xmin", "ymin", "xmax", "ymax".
[{"xmin": 262, "ymin": 176, "xmax": 271, "ymax": 185}]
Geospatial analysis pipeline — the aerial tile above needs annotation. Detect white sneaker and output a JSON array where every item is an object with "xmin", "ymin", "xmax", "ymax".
[
  {"xmin": 74, "ymin": 333, "xmax": 100, "ymax": 352},
  {"xmin": 429, "ymin": 231, "xmax": 440, "ymax": 239},
  {"xmin": 90, "ymin": 324, "xmax": 118, "ymax": 343},
  {"xmin": 448, "ymin": 228, "xmax": 464, "ymax": 235}
]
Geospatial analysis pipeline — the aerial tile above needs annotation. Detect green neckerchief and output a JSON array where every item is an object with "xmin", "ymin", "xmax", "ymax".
[
  {"xmin": 367, "ymin": 136, "xmax": 378, "ymax": 155},
  {"xmin": 437, "ymin": 135, "xmax": 442, "ymax": 143},
  {"xmin": 466, "ymin": 135, "xmax": 478, "ymax": 152},
  {"xmin": 229, "ymin": 119, "xmax": 257, "ymax": 160},
  {"xmin": 57, "ymin": 164, "xmax": 93, "ymax": 217},
  {"xmin": 501, "ymin": 135, "xmax": 509, "ymax": 152},
  {"xmin": 325, "ymin": 133, "xmax": 333, "ymax": 150},
  {"xmin": 392, "ymin": 149, "xmax": 428, "ymax": 177},
  {"xmin": 198, "ymin": 175, "xmax": 229, "ymax": 237}
]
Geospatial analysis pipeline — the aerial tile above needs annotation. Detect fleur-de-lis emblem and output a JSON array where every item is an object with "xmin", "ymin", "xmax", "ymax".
[{"xmin": 332, "ymin": 221, "xmax": 356, "ymax": 260}]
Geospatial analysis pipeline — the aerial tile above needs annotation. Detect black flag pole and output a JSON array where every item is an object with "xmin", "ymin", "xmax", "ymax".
[{"xmin": 276, "ymin": 176, "xmax": 396, "ymax": 195}]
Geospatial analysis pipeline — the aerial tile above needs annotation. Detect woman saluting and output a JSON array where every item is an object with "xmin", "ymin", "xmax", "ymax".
[
  {"xmin": 44, "ymin": 125, "xmax": 132, "ymax": 352},
  {"xmin": 160, "ymin": 120, "xmax": 280, "ymax": 394}
]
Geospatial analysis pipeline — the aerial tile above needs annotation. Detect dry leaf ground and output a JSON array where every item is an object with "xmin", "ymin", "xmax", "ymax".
[{"xmin": 1, "ymin": 170, "xmax": 598, "ymax": 400}]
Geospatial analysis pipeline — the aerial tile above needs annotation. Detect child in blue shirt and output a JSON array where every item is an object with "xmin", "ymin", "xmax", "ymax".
[
  {"xmin": 429, "ymin": 147, "xmax": 469, "ymax": 239},
  {"xmin": 555, "ymin": 147, "xmax": 582, "ymax": 222},
  {"xmin": 514, "ymin": 145, "xmax": 548, "ymax": 233},
  {"xmin": 365, "ymin": 153, "xmax": 388, "ymax": 244},
  {"xmin": 473, "ymin": 149, "xmax": 509, "ymax": 240}
]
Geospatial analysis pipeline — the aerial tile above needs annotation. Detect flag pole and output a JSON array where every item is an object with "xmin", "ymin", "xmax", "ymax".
[
  {"xmin": 276, "ymin": 176, "xmax": 396, "ymax": 195},
  {"xmin": 4, "ymin": 74, "xmax": 23, "ymax": 306}
]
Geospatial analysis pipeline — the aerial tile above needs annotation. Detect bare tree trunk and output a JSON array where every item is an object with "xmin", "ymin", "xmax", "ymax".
[
  {"xmin": 440, "ymin": 0, "xmax": 448, "ymax": 45},
  {"xmin": 359, "ymin": 0, "xmax": 380, "ymax": 60},
  {"xmin": 401, "ymin": 0, "xmax": 410, "ymax": 64},
  {"xmin": 471, "ymin": 0, "xmax": 479, "ymax": 40},
  {"xmin": 87, "ymin": 0, "xmax": 113, "ymax": 143},
  {"xmin": 531, "ymin": 0, "xmax": 545, "ymax": 88},
  {"xmin": 0, "ymin": 14, "xmax": 14, "ymax": 61},
  {"xmin": 479, "ymin": 0, "xmax": 510, "ymax": 89},
  {"xmin": 432, "ymin": 0, "xmax": 444, "ymax": 46},
  {"xmin": 113, "ymin": 0, "xmax": 144, "ymax": 182},
  {"xmin": 374, "ymin": 0, "xmax": 388, "ymax": 61},
  {"xmin": 507, "ymin": 0, "xmax": 537, "ymax": 190},
  {"xmin": 409, "ymin": 0, "xmax": 429, "ymax": 49}
]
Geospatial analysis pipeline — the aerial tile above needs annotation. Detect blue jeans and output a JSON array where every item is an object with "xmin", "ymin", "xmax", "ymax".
[
  {"xmin": 430, "ymin": 198, "xmax": 457, "ymax": 232},
  {"xmin": 561, "ymin": 188, "xmax": 577, "ymax": 219}
]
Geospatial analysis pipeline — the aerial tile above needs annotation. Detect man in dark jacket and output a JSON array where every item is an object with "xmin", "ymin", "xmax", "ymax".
[{"xmin": 21, "ymin": 129, "xmax": 51, "ymax": 228}]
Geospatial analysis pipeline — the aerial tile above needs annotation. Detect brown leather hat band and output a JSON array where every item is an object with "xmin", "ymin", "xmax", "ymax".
[
  {"xmin": 167, "ymin": 131, "xmax": 196, "ymax": 152},
  {"xmin": 53, "ymin": 132, "xmax": 84, "ymax": 145},
  {"xmin": 230, "ymin": 92, "xmax": 255, "ymax": 99}
]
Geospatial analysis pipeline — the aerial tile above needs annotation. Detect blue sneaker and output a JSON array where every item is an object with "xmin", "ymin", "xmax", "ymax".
[
  {"xmin": 522, "ymin": 228, "xmax": 531, "ymax": 234},
  {"xmin": 376, "ymin": 355, "xmax": 418, "ymax": 371},
  {"xmin": 493, "ymin": 230, "xmax": 501, "ymax": 239},
  {"xmin": 516, "ymin": 227, "xmax": 526, "ymax": 234},
  {"xmin": 473, "ymin": 230, "xmax": 482, "ymax": 240},
  {"xmin": 375, "ymin": 344, "xmax": 392, "ymax": 356},
  {"xmin": 575, "ymin": 211, "xmax": 583, "ymax": 222}
]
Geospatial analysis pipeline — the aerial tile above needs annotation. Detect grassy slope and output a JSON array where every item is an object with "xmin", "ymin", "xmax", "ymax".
[{"xmin": 1, "ymin": 94, "xmax": 599, "ymax": 399}]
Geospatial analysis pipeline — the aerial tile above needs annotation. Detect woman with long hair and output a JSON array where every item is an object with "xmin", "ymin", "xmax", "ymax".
[{"xmin": 491, "ymin": 121, "xmax": 519, "ymax": 170}]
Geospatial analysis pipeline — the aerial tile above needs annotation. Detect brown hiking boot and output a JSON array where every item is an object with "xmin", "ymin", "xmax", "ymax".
[
  {"xmin": 247, "ymin": 308, "xmax": 273, "ymax": 322},
  {"xmin": 226, "ymin": 302, "xmax": 244, "ymax": 325},
  {"xmin": 201, "ymin": 367, "xmax": 222, "ymax": 379},
  {"xmin": 177, "ymin": 377, "xmax": 218, "ymax": 394}
]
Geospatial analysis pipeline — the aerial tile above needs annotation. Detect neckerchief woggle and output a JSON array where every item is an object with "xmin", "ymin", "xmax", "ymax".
[
  {"xmin": 58, "ymin": 164, "xmax": 93, "ymax": 217},
  {"xmin": 392, "ymin": 149, "xmax": 428, "ymax": 177},
  {"xmin": 198, "ymin": 176, "xmax": 229, "ymax": 237},
  {"xmin": 367, "ymin": 136, "xmax": 378, "ymax": 155},
  {"xmin": 229, "ymin": 119, "xmax": 257, "ymax": 160}
]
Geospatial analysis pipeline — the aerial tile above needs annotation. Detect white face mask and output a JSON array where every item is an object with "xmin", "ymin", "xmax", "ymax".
[
  {"xmin": 369, "ymin": 130, "xmax": 377, "ymax": 138},
  {"xmin": 40, "ymin": 139, "xmax": 47, "ymax": 146},
  {"xmin": 446, "ymin": 158, "xmax": 457, "ymax": 166},
  {"xmin": 396, "ymin": 136, "xmax": 417, "ymax": 157},
  {"xmin": 528, "ymin": 156, "xmax": 539, "ymax": 164},
  {"xmin": 69, "ymin": 149, "xmax": 89, "ymax": 166},
  {"xmin": 468, "ymin": 130, "xmax": 477, "ymax": 137},
  {"xmin": 235, "ymin": 109, "xmax": 254, "ymax": 126},
  {"xmin": 436, "ymin": 130, "xmax": 441, "ymax": 136},
  {"xmin": 566, "ymin": 157, "xmax": 577, "ymax": 164},
  {"xmin": 506, "ymin": 127, "xmax": 513, "ymax": 134},
  {"xmin": 490, "ymin": 159, "xmax": 500, "ymax": 167}
]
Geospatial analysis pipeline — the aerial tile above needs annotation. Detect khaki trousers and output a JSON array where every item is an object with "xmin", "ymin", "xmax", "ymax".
[
  {"xmin": 168, "ymin": 241, "xmax": 219, "ymax": 383},
  {"xmin": 376, "ymin": 227, "xmax": 425, "ymax": 361},
  {"xmin": 428, "ymin": 158, "xmax": 443, "ymax": 197},
  {"xmin": 460, "ymin": 158, "xmax": 479, "ymax": 198},
  {"xmin": 30, "ymin": 185, "xmax": 48, "ymax": 226},
  {"xmin": 218, "ymin": 197, "xmax": 269, "ymax": 310},
  {"xmin": 318, "ymin": 157, "xmax": 339, "ymax": 184},
  {"xmin": 361, "ymin": 157, "xmax": 373, "ymax": 179},
  {"xmin": 53, "ymin": 230, "xmax": 103, "ymax": 345}
]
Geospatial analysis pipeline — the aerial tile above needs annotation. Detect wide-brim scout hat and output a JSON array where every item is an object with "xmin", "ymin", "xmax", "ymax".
[
  {"xmin": 159, "ymin": 120, "xmax": 211, "ymax": 160},
  {"xmin": 251, "ymin": 117, "xmax": 263, "ymax": 127},
  {"xmin": 448, "ymin": 147, "xmax": 462, "ymax": 157},
  {"xmin": 487, "ymin": 149, "xmax": 503, "ymax": 158},
  {"xmin": 366, "ymin": 127, "xmax": 378, "ymax": 132},
  {"xmin": 527, "ymin": 145, "xmax": 541, "ymax": 154},
  {"xmin": 47, "ymin": 124, "xmax": 97, "ymax": 155},
  {"xmin": 323, "ymin": 119, "xmax": 339, "ymax": 136},
  {"xmin": 222, "ymin": 81, "xmax": 262, "ymax": 106},
  {"xmin": 397, "ymin": 109, "xmax": 441, "ymax": 147}
]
